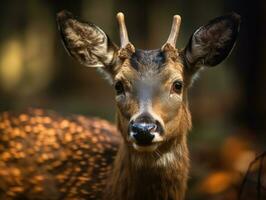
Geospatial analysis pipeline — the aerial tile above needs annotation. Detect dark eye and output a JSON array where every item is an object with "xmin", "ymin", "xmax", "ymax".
[
  {"xmin": 172, "ymin": 80, "xmax": 183, "ymax": 93},
  {"xmin": 114, "ymin": 81, "xmax": 124, "ymax": 95}
]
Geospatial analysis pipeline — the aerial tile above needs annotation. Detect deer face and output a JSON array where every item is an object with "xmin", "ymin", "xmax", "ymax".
[
  {"xmin": 114, "ymin": 47, "xmax": 187, "ymax": 152},
  {"xmin": 57, "ymin": 11, "xmax": 240, "ymax": 153}
]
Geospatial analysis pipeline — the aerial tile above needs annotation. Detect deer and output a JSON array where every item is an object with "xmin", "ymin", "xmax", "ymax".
[{"xmin": 0, "ymin": 10, "xmax": 240, "ymax": 200}]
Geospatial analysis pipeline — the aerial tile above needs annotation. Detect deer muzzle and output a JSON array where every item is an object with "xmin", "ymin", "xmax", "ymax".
[{"xmin": 128, "ymin": 113, "xmax": 164, "ymax": 151}]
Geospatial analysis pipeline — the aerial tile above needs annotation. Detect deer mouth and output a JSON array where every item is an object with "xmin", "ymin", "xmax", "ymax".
[
  {"xmin": 131, "ymin": 134, "xmax": 163, "ymax": 152},
  {"xmin": 128, "ymin": 130, "xmax": 164, "ymax": 152},
  {"xmin": 132, "ymin": 142, "xmax": 159, "ymax": 152}
]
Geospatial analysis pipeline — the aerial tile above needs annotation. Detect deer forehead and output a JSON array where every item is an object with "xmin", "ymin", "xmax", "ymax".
[{"xmin": 115, "ymin": 49, "xmax": 184, "ymax": 85}]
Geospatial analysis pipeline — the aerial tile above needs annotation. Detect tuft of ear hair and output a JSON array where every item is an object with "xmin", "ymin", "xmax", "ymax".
[{"xmin": 184, "ymin": 12, "xmax": 241, "ymax": 68}]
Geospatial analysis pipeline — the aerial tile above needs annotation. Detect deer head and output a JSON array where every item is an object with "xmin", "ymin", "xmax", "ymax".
[{"xmin": 57, "ymin": 10, "xmax": 240, "ymax": 155}]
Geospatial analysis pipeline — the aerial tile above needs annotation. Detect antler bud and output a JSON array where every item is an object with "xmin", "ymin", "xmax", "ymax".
[
  {"xmin": 163, "ymin": 15, "xmax": 181, "ymax": 49},
  {"xmin": 117, "ymin": 12, "xmax": 130, "ymax": 48}
]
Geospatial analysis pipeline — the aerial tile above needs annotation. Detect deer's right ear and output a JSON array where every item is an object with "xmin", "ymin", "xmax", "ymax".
[{"xmin": 56, "ymin": 10, "xmax": 118, "ymax": 69}]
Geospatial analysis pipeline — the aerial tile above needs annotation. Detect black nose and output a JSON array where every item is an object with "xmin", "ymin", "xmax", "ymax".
[{"xmin": 130, "ymin": 123, "xmax": 156, "ymax": 145}]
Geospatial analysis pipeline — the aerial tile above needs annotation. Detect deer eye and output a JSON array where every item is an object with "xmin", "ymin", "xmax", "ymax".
[
  {"xmin": 114, "ymin": 81, "xmax": 125, "ymax": 95},
  {"xmin": 172, "ymin": 80, "xmax": 183, "ymax": 93}
]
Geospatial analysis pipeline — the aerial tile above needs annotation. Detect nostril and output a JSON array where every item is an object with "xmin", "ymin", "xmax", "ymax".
[
  {"xmin": 131, "ymin": 123, "xmax": 141, "ymax": 134},
  {"xmin": 146, "ymin": 123, "xmax": 157, "ymax": 132}
]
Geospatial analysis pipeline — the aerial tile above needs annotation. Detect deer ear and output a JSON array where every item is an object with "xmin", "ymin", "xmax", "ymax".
[
  {"xmin": 184, "ymin": 13, "xmax": 240, "ymax": 68},
  {"xmin": 56, "ymin": 10, "xmax": 118, "ymax": 68}
]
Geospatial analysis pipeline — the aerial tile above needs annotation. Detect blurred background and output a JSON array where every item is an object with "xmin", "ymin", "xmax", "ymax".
[{"xmin": 0, "ymin": 0, "xmax": 265, "ymax": 199}]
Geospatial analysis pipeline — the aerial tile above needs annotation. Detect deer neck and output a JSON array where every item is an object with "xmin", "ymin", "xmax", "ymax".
[{"xmin": 105, "ymin": 106, "xmax": 191, "ymax": 200}]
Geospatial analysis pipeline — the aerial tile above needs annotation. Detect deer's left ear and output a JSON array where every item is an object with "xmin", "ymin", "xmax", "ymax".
[
  {"xmin": 57, "ymin": 10, "xmax": 118, "ymax": 68},
  {"xmin": 183, "ymin": 13, "xmax": 241, "ymax": 68}
]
